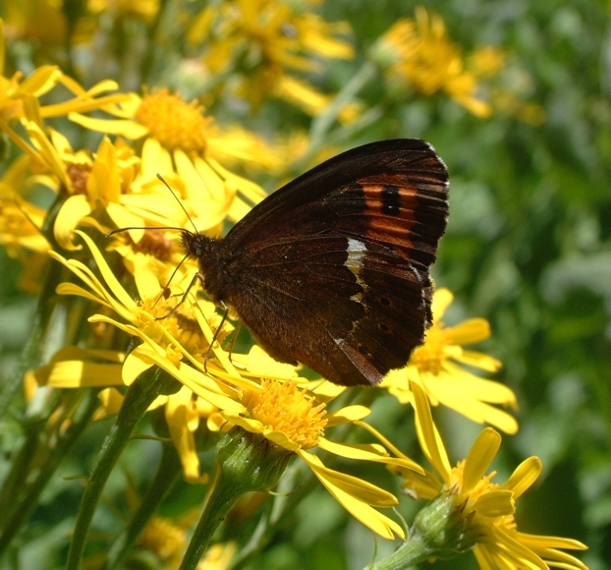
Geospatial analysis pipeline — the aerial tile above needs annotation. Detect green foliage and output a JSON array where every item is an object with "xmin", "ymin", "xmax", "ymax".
[{"xmin": 1, "ymin": 0, "xmax": 609, "ymax": 569}]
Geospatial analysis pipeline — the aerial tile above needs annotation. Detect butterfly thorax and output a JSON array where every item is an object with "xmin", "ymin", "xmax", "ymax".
[{"xmin": 181, "ymin": 231, "xmax": 233, "ymax": 306}]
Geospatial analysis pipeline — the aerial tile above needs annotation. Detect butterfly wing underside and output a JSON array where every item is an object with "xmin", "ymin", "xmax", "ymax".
[{"xmin": 216, "ymin": 139, "xmax": 449, "ymax": 386}]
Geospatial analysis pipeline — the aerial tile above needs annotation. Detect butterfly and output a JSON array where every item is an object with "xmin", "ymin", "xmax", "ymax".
[{"xmin": 181, "ymin": 139, "xmax": 449, "ymax": 386}]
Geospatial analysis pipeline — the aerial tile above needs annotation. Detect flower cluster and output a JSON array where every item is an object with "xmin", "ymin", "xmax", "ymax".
[{"xmin": 0, "ymin": 3, "xmax": 586, "ymax": 570}]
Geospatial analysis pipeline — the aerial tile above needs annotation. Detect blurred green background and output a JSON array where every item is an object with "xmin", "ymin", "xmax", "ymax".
[{"xmin": 1, "ymin": 0, "xmax": 610, "ymax": 569}]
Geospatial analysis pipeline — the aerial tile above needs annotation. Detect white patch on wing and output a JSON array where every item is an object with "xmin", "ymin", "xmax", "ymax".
[{"xmin": 345, "ymin": 238, "xmax": 367, "ymax": 302}]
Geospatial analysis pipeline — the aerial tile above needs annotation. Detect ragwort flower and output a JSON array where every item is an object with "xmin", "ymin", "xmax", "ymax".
[
  {"xmin": 68, "ymin": 88, "xmax": 273, "ymax": 223},
  {"xmin": 389, "ymin": 382, "xmax": 588, "ymax": 570},
  {"xmin": 382, "ymin": 288, "xmax": 519, "ymax": 434},
  {"xmin": 0, "ymin": 18, "xmax": 128, "ymax": 139},
  {"xmin": 0, "ymin": 155, "xmax": 49, "ymax": 257},
  {"xmin": 36, "ymin": 232, "xmax": 304, "ymax": 482},
  {"xmin": 220, "ymin": 378, "xmax": 424, "ymax": 539},
  {"xmin": 44, "ymin": 231, "xmax": 257, "ymax": 401},
  {"xmin": 371, "ymin": 7, "xmax": 499, "ymax": 117},
  {"xmin": 188, "ymin": 0, "xmax": 357, "ymax": 119}
]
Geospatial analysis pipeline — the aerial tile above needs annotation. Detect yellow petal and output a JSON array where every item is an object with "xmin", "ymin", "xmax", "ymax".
[
  {"xmin": 446, "ymin": 318, "xmax": 491, "ymax": 344},
  {"xmin": 166, "ymin": 389, "xmax": 209, "ymax": 484},
  {"xmin": 54, "ymin": 195, "xmax": 91, "ymax": 250},
  {"xmin": 264, "ymin": 430, "xmax": 300, "ymax": 451},
  {"xmin": 462, "ymin": 427, "xmax": 501, "ymax": 492},
  {"xmin": 325, "ymin": 405, "xmax": 370, "ymax": 426},
  {"xmin": 98, "ymin": 388, "xmax": 124, "ymax": 415},
  {"xmin": 298, "ymin": 451, "xmax": 398, "ymax": 507},
  {"xmin": 74, "ymin": 230, "xmax": 138, "ymax": 311},
  {"xmin": 35, "ymin": 360, "xmax": 123, "ymax": 387},
  {"xmin": 455, "ymin": 350, "xmax": 502, "ymax": 372},
  {"xmin": 19, "ymin": 65, "xmax": 62, "ymax": 96},
  {"xmin": 317, "ymin": 439, "xmax": 390, "ymax": 461},
  {"xmin": 68, "ymin": 113, "xmax": 150, "ymax": 138},
  {"xmin": 89, "ymin": 137, "xmax": 120, "ymax": 202},
  {"xmin": 502, "ymin": 456, "xmax": 542, "ymax": 499},
  {"xmin": 411, "ymin": 381, "xmax": 452, "ymax": 479},
  {"xmin": 222, "ymin": 413, "xmax": 264, "ymax": 434},
  {"xmin": 516, "ymin": 532, "xmax": 588, "ymax": 552},
  {"xmin": 298, "ymin": 450, "xmax": 404, "ymax": 540},
  {"xmin": 243, "ymin": 345, "xmax": 298, "ymax": 379},
  {"xmin": 473, "ymin": 489, "xmax": 515, "ymax": 517},
  {"xmin": 123, "ymin": 350, "xmax": 155, "ymax": 385},
  {"xmin": 431, "ymin": 287, "xmax": 453, "ymax": 320}
]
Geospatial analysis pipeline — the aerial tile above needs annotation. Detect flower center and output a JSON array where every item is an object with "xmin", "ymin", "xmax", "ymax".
[
  {"xmin": 131, "ymin": 230, "xmax": 175, "ymax": 262},
  {"xmin": 134, "ymin": 89, "xmax": 212, "ymax": 155},
  {"xmin": 409, "ymin": 324, "xmax": 448, "ymax": 374},
  {"xmin": 140, "ymin": 294, "xmax": 211, "ymax": 359},
  {"xmin": 242, "ymin": 380, "xmax": 327, "ymax": 449},
  {"xmin": 66, "ymin": 163, "xmax": 92, "ymax": 195}
]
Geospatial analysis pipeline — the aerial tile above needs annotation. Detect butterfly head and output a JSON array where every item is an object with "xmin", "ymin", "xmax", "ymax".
[{"xmin": 180, "ymin": 229, "xmax": 227, "ymax": 306}]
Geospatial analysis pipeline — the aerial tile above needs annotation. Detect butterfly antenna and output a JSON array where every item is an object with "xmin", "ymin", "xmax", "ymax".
[
  {"xmin": 105, "ymin": 226, "xmax": 184, "ymax": 237},
  {"xmin": 156, "ymin": 174, "xmax": 199, "ymax": 235}
]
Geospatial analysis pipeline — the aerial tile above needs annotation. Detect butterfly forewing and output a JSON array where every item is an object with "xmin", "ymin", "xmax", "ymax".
[{"xmin": 196, "ymin": 139, "xmax": 449, "ymax": 386}]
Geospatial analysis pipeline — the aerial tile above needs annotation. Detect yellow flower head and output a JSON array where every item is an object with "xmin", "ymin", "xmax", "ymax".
[
  {"xmin": 68, "ymin": 89, "xmax": 273, "ymax": 226},
  {"xmin": 372, "ymin": 7, "xmax": 498, "ymax": 117},
  {"xmin": 187, "ymin": 0, "xmax": 355, "ymax": 118},
  {"xmin": 241, "ymin": 379, "xmax": 327, "ymax": 450},
  {"xmin": 383, "ymin": 288, "xmax": 519, "ymax": 434},
  {"xmin": 46, "ymin": 231, "xmax": 256, "ymax": 401},
  {"xmin": 134, "ymin": 89, "xmax": 213, "ymax": 156},
  {"xmin": 222, "ymin": 379, "xmax": 424, "ymax": 540},
  {"xmin": 0, "ymin": 156, "xmax": 49, "ymax": 257},
  {"xmin": 394, "ymin": 382, "xmax": 589, "ymax": 570},
  {"xmin": 87, "ymin": 0, "xmax": 160, "ymax": 22},
  {"xmin": 137, "ymin": 516, "xmax": 186, "ymax": 568}
]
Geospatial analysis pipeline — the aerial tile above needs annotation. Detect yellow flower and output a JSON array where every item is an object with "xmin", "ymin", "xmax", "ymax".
[
  {"xmin": 87, "ymin": 0, "xmax": 160, "ymax": 22},
  {"xmin": 393, "ymin": 381, "xmax": 588, "ymax": 570},
  {"xmin": 1, "ymin": 0, "xmax": 86, "ymax": 50},
  {"xmin": 383, "ymin": 288, "xmax": 519, "ymax": 434},
  {"xmin": 197, "ymin": 542, "xmax": 237, "ymax": 570},
  {"xmin": 0, "ymin": 155, "xmax": 49, "ymax": 257},
  {"xmin": 137, "ymin": 516, "xmax": 186, "ymax": 568},
  {"xmin": 221, "ymin": 378, "xmax": 424, "ymax": 540},
  {"xmin": 0, "ymin": 18, "xmax": 127, "ymax": 141},
  {"xmin": 372, "ymin": 7, "xmax": 497, "ymax": 117},
  {"xmin": 68, "ymin": 89, "xmax": 271, "ymax": 223},
  {"xmin": 37, "ymin": 232, "xmax": 306, "ymax": 481},
  {"xmin": 17, "ymin": 124, "xmax": 157, "ymax": 250},
  {"xmin": 188, "ymin": 0, "xmax": 356, "ymax": 119},
  {"xmin": 46, "ymin": 231, "xmax": 257, "ymax": 400}
]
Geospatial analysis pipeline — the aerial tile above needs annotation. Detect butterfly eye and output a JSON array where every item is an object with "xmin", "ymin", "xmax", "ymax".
[
  {"xmin": 378, "ymin": 323, "xmax": 392, "ymax": 333},
  {"xmin": 358, "ymin": 344, "xmax": 371, "ymax": 356}
]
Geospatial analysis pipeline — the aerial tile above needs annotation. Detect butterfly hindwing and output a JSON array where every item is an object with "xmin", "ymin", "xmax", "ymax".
[{"xmin": 193, "ymin": 139, "xmax": 449, "ymax": 386}]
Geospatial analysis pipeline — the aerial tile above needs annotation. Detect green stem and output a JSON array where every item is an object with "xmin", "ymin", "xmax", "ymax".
[
  {"xmin": 0, "ymin": 419, "xmax": 44, "ymax": 529},
  {"xmin": 306, "ymin": 60, "xmax": 377, "ymax": 162},
  {"xmin": 366, "ymin": 532, "xmax": 431, "ymax": 570},
  {"xmin": 139, "ymin": 0, "xmax": 172, "ymax": 85},
  {"xmin": 0, "ymin": 258, "xmax": 63, "ymax": 419},
  {"xmin": 103, "ymin": 441, "xmax": 183, "ymax": 570},
  {"xmin": 178, "ymin": 470, "xmax": 242, "ymax": 570},
  {"xmin": 179, "ymin": 431, "xmax": 293, "ymax": 570},
  {"xmin": 65, "ymin": 368, "xmax": 180, "ymax": 570},
  {"xmin": 0, "ymin": 390, "xmax": 99, "ymax": 555}
]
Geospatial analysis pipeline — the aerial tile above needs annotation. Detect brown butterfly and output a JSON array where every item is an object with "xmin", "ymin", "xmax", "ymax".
[{"xmin": 179, "ymin": 139, "xmax": 449, "ymax": 386}]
